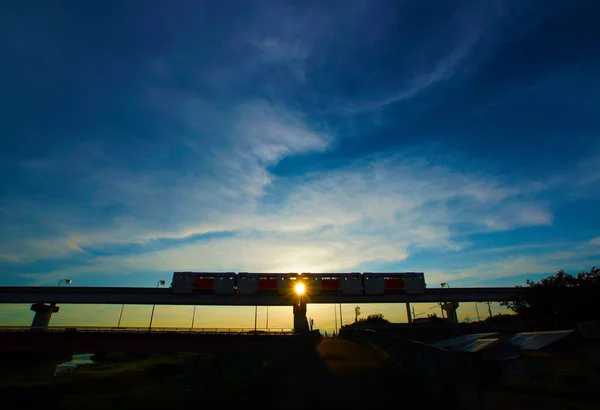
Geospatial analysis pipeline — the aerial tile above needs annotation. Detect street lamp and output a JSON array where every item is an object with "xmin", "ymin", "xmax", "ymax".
[
  {"xmin": 149, "ymin": 280, "xmax": 166, "ymax": 331},
  {"xmin": 440, "ymin": 283, "xmax": 449, "ymax": 318},
  {"xmin": 48, "ymin": 279, "xmax": 72, "ymax": 330}
]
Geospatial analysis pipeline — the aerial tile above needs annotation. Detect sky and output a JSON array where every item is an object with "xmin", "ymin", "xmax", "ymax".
[{"xmin": 1, "ymin": 1, "xmax": 600, "ymax": 331}]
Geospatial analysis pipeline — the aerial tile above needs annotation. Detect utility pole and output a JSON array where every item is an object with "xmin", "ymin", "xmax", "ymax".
[
  {"xmin": 487, "ymin": 301, "xmax": 493, "ymax": 318},
  {"xmin": 191, "ymin": 305, "xmax": 196, "ymax": 330},
  {"xmin": 339, "ymin": 304, "xmax": 343, "ymax": 327},
  {"xmin": 117, "ymin": 304, "xmax": 125, "ymax": 328},
  {"xmin": 254, "ymin": 306, "xmax": 257, "ymax": 331},
  {"xmin": 334, "ymin": 304, "xmax": 338, "ymax": 334},
  {"xmin": 475, "ymin": 302, "xmax": 481, "ymax": 321},
  {"xmin": 265, "ymin": 306, "xmax": 269, "ymax": 329}
]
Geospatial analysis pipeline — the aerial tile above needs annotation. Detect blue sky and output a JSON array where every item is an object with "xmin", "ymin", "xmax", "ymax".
[{"xmin": 1, "ymin": 0, "xmax": 600, "ymax": 326}]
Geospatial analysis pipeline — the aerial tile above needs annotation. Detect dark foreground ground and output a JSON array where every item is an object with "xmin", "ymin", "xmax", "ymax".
[
  {"xmin": 262, "ymin": 337, "xmax": 441, "ymax": 409},
  {"xmin": 2, "ymin": 337, "xmax": 597, "ymax": 409},
  {"xmin": 0, "ymin": 338, "xmax": 440, "ymax": 410}
]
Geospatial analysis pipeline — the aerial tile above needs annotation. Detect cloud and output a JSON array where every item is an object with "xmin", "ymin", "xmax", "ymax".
[
  {"xmin": 343, "ymin": 2, "xmax": 510, "ymax": 112},
  {"xmin": 426, "ymin": 237, "xmax": 600, "ymax": 286},
  {"xmin": 0, "ymin": 97, "xmax": 331, "ymax": 263},
  {"xmin": 2, "ymin": 1, "xmax": 597, "ymax": 288},
  {"xmin": 250, "ymin": 37, "xmax": 311, "ymax": 64},
  {"xmin": 7, "ymin": 149, "xmax": 560, "ymax": 284}
]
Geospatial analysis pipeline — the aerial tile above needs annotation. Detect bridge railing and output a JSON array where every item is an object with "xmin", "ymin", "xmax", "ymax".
[
  {"xmin": 0, "ymin": 326, "xmax": 294, "ymax": 335},
  {"xmin": 340, "ymin": 328, "xmax": 483, "ymax": 410}
]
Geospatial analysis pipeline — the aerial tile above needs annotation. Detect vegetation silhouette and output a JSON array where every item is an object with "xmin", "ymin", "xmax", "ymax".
[
  {"xmin": 356, "ymin": 313, "xmax": 389, "ymax": 324},
  {"xmin": 501, "ymin": 266, "xmax": 600, "ymax": 329}
]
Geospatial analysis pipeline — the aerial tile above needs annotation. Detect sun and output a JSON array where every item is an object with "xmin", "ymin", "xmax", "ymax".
[{"xmin": 294, "ymin": 283, "xmax": 306, "ymax": 295}]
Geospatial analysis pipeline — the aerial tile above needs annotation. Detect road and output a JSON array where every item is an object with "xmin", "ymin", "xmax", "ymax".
[{"xmin": 260, "ymin": 338, "xmax": 440, "ymax": 409}]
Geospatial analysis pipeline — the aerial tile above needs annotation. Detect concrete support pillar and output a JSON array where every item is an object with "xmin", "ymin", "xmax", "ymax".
[
  {"xmin": 406, "ymin": 302, "xmax": 412, "ymax": 324},
  {"xmin": 442, "ymin": 301, "xmax": 459, "ymax": 324},
  {"xmin": 293, "ymin": 298, "xmax": 309, "ymax": 333},
  {"xmin": 30, "ymin": 303, "xmax": 59, "ymax": 330}
]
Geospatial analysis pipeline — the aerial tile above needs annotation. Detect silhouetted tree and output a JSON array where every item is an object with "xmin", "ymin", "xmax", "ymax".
[
  {"xmin": 357, "ymin": 313, "xmax": 389, "ymax": 324},
  {"xmin": 501, "ymin": 266, "xmax": 600, "ymax": 328}
]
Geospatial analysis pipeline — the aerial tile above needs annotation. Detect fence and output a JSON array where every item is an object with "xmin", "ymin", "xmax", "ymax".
[
  {"xmin": 340, "ymin": 328, "xmax": 483, "ymax": 410},
  {"xmin": 0, "ymin": 326, "xmax": 294, "ymax": 335}
]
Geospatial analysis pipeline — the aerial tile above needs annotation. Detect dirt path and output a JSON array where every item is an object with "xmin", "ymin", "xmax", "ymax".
[{"xmin": 265, "ymin": 337, "xmax": 438, "ymax": 409}]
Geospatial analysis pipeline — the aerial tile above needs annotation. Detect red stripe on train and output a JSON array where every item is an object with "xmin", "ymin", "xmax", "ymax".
[
  {"xmin": 194, "ymin": 278, "xmax": 214, "ymax": 290},
  {"xmin": 322, "ymin": 278, "xmax": 341, "ymax": 290},
  {"xmin": 385, "ymin": 278, "xmax": 404, "ymax": 290},
  {"xmin": 258, "ymin": 278, "xmax": 278, "ymax": 290}
]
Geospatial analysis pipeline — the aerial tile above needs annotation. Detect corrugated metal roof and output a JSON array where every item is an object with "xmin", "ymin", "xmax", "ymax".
[
  {"xmin": 508, "ymin": 330, "xmax": 573, "ymax": 351},
  {"xmin": 460, "ymin": 338, "xmax": 500, "ymax": 353},
  {"xmin": 431, "ymin": 332, "xmax": 499, "ymax": 351}
]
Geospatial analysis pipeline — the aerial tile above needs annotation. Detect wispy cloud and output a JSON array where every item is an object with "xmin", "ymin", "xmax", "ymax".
[
  {"xmin": 343, "ymin": 2, "xmax": 511, "ymax": 112},
  {"xmin": 2, "ymin": 0, "xmax": 598, "ymax": 291},
  {"xmin": 6, "ymin": 148, "xmax": 562, "ymax": 282},
  {"xmin": 1, "ymin": 97, "xmax": 331, "ymax": 263}
]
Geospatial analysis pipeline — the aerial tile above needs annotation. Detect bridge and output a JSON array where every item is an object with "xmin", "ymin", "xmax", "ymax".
[
  {"xmin": 0, "ymin": 285, "xmax": 527, "ymax": 332},
  {"xmin": 0, "ymin": 285, "xmax": 526, "ymax": 304}
]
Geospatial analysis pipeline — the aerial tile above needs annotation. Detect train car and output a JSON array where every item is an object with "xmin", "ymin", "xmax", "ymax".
[
  {"xmin": 362, "ymin": 272, "xmax": 386, "ymax": 295},
  {"xmin": 236, "ymin": 273, "xmax": 294, "ymax": 295},
  {"xmin": 341, "ymin": 272, "xmax": 363, "ymax": 295},
  {"xmin": 171, "ymin": 272, "xmax": 236, "ymax": 295},
  {"xmin": 362, "ymin": 272, "xmax": 426, "ymax": 295},
  {"xmin": 305, "ymin": 273, "xmax": 362, "ymax": 295},
  {"xmin": 401, "ymin": 272, "xmax": 426, "ymax": 294}
]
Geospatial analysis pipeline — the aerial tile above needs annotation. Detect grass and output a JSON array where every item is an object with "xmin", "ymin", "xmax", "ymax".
[
  {"xmin": 0, "ymin": 336, "xmax": 321, "ymax": 409},
  {"xmin": 1, "ymin": 353, "xmax": 196, "ymax": 410}
]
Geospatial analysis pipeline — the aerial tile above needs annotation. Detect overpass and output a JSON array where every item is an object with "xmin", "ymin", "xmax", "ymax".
[
  {"xmin": 0, "ymin": 285, "xmax": 526, "ymax": 305},
  {"xmin": 0, "ymin": 285, "xmax": 527, "ymax": 332}
]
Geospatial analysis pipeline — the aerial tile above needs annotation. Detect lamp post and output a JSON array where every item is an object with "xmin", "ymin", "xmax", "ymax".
[
  {"xmin": 440, "ymin": 282, "xmax": 448, "ymax": 318},
  {"xmin": 149, "ymin": 280, "xmax": 166, "ymax": 331},
  {"xmin": 51, "ymin": 279, "xmax": 72, "ymax": 327}
]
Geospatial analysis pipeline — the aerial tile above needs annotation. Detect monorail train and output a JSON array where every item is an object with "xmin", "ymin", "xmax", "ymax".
[{"xmin": 171, "ymin": 272, "xmax": 426, "ymax": 296}]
